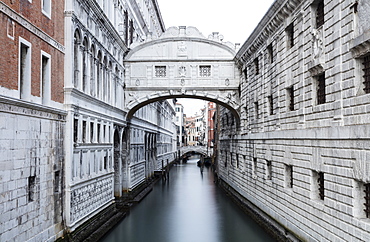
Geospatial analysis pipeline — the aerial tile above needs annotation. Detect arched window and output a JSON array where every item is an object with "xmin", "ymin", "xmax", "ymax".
[
  {"xmin": 73, "ymin": 30, "xmax": 81, "ymax": 88},
  {"xmin": 97, "ymin": 51, "xmax": 102, "ymax": 99},
  {"xmin": 82, "ymin": 37, "xmax": 89, "ymax": 92},
  {"xmin": 90, "ymin": 44, "xmax": 96, "ymax": 96}
]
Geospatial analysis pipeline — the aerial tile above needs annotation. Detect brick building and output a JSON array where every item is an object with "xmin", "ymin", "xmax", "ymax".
[{"xmin": 0, "ymin": 0, "xmax": 65, "ymax": 241}]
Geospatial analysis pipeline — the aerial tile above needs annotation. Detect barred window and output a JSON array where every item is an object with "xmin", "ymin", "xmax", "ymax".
[
  {"xmin": 267, "ymin": 44, "xmax": 274, "ymax": 63},
  {"xmin": 318, "ymin": 172, "xmax": 324, "ymax": 200},
  {"xmin": 316, "ymin": 72, "xmax": 326, "ymax": 105},
  {"xmin": 287, "ymin": 86, "xmax": 294, "ymax": 111},
  {"xmin": 268, "ymin": 95, "xmax": 273, "ymax": 115},
  {"xmin": 28, "ymin": 176, "xmax": 36, "ymax": 202},
  {"xmin": 362, "ymin": 55, "xmax": 370, "ymax": 93},
  {"xmin": 254, "ymin": 58, "xmax": 259, "ymax": 75},
  {"xmin": 316, "ymin": 0, "xmax": 324, "ymax": 28},
  {"xmin": 286, "ymin": 165, "xmax": 293, "ymax": 188},
  {"xmin": 364, "ymin": 183, "xmax": 370, "ymax": 218},
  {"xmin": 155, "ymin": 66, "xmax": 166, "ymax": 77},
  {"xmin": 254, "ymin": 101, "xmax": 259, "ymax": 119},
  {"xmin": 199, "ymin": 65, "xmax": 211, "ymax": 77},
  {"xmin": 243, "ymin": 68, "xmax": 248, "ymax": 81},
  {"xmin": 286, "ymin": 23, "xmax": 294, "ymax": 49}
]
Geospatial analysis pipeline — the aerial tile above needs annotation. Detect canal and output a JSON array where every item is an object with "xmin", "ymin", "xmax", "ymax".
[{"xmin": 100, "ymin": 157, "xmax": 276, "ymax": 242}]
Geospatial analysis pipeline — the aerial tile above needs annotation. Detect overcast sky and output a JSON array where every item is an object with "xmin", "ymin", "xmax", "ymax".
[{"xmin": 157, "ymin": 0, "xmax": 275, "ymax": 116}]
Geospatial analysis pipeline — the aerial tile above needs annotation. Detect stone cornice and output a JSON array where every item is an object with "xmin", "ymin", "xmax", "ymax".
[
  {"xmin": 151, "ymin": 0, "xmax": 166, "ymax": 32},
  {"xmin": 0, "ymin": 2, "xmax": 65, "ymax": 53},
  {"xmin": 234, "ymin": 0, "xmax": 302, "ymax": 66},
  {"xmin": 350, "ymin": 31, "xmax": 370, "ymax": 58},
  {"xmin": 0, "ymin": 95, "xmax": 66, "ymax": 121},
  {"xmin": 128, "ymin": 0, "xmax": 149, "ymax": 34}
]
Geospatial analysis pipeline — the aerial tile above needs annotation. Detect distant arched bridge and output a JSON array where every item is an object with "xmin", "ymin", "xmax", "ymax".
[{"xmin": 179, "ymin": 146, "xmax": 213, "ymax": 157}]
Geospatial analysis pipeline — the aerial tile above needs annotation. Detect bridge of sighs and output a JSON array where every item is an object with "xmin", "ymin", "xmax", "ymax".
[{"xmin": 123, "ymin": 26, "xmax": 242, "ymax": 122}]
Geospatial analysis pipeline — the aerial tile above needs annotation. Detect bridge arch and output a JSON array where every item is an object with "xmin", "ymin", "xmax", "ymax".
[{"xmin": 123, "ymin": 26, "xmax": 241, "ymax": 125}]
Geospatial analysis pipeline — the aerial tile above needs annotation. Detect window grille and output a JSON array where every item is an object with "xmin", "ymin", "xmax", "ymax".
[
  {"xmin": 288, "ymin": 86, "xmax": 294, "ymax": 111},
  {"xmin": 266, "ymin": 160, "xmax": 272, "ymax": 180},
  {"xmin": 253, "ymin": 157, "xmax": 257, "ymax": 177},
  {"xmin": 254, "ymin": 58, "xmax": 259, "ymax": 75},
  {"xmin": 268, "ymin": 95, "xmax": 273, "ymax": 115},
  {"xmin": 254, "ymin": 101, "xmax": 259, "ymax": 119},
  {"xmin": 318, "ymin": 172, "xmax": 324, "ymax": 200},
  {"xmin": 316, "ymin": 0, "xmax": 324, "ymax": 28},
  {"xmin": 363, "ymin": 55, "xmax": 370, "ymax": 93},
  {"xmin": 317, "ymin": 73, "xmax": 326, "ymax": 104},
  {"xmin": 267, "ymin": 44, "xmax": 274, "ymax": 63},
  {"xmin": 73, "ymin": 118, "xmax": 78, "ymax": 143},
  {"xmin": 155, "ymin": 66, "xmax": 166, "ymax": 77},
  {"xmin": 286, "ymin": 23, "xmax": 294, "ymax": 48},
  {"xmin": 364, "ymin": 183, "xmax": 370, "ymax": 218},
  {"xmin": 28, "ymin": 176, "xmax": 36, "ymax": 202},
  {"xmin": 243, "ymin": 68, "xmax": 248, "ymax": 80},
  {"xmin": 199, "ymin": 65, "xmax": 211, "ymax": 77},
  {"xmin": 286, "ymin": 165, "xmax": 293, "ymax": 188}
]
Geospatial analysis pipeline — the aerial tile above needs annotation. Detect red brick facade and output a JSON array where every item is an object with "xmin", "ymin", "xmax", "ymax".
[{"xmin": 0, "ymin": 0, "xmax": 64, "ymax": 103}]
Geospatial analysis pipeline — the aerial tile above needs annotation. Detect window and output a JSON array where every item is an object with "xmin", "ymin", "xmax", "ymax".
[
  {"xmin": 287, "ymin": 86, "xmax": 294, "ymax": 111},
  {"xmin": 267, "ymin": 44, "xmax": 274, "ymax": 64},
  {"xmin": 355, "ymin": 181, "xmax": 370, "ymax": 218},
  {"xmin": 155, "ymin": 66, "xmax": 166, "ymax": 77},
  {"xmin": 266, "ymin": 160, "xmax": 272, "ymax": 180},
  {"xmin": 199, "ymin": 65, "xmax": 211, "ymax": 77},
  {"xmin": 286, "ymin": 23, "xmax": 294, "ymax": 49},
  {"xmin": 362, "ymin": 55, "xmax": 370, "ymax": 94},
  {"xmin": 82, "ymin": 120, "xmax": 87, "ymax": 143},
  {"xmin": 73, "ymin": 118, "xmax": 78, "ymax": 143},
  {"xmin": 252, "ymin": 157, "xmax": 257, "ymax": 178},
  {"xmin": 41, "ymin": 52, "xmax": 51, "ymax": 105},
  {"xmin": 285, "ymin": 165, "xmax": 293, "ymax": 188},
  {"xmin": 90, "ymin": 122, "xmax": 94, "ymax": 142},
  {"xmin": 54, "ymin": 171, "xmax": 60, "ymax": 193},
  {"xmin": 318, "ymin": 172, "xmax": 324, "ymax": 200},
  {"xmin": 254, "ymin": 58, "xmax": 259, "ymax": 75},
  {"xmin": 243, "ymin": 68, "xmax": 248, "ymax": 81},
  {"xmin": 316, "ymin": 72, "xmax": 326, "ymax": 104},
  {"xmin": 7, "ymin": 18, "xmax": 14, "ymax": 40},
  {"xmin": 254, "ymin": 101, "xmax": 259, "ymax": 119},
  {"xmin": 315, "ymin": 0, "xmax": 324, "ymax": 28},
  {"xmin": 42, "ymin": 0, "xmax": 51, "ymax": 18},
  {"xmin": 268, "ymin": 95, "xmax": 273, "ymax": 115},
  {"xmin": 97, "ymin": 123, "xmax": 101, "ymax": 142},
  {"xmin": 19, "ymin": 38, "xmax": 32, "ymax": 101},
  {"xmin": 364, "ymin": 183, "xmax": 370, "ymax": 218},
  {"xmin": 28, "ymin": 176, "xmax": 36, "ymax": 202}
]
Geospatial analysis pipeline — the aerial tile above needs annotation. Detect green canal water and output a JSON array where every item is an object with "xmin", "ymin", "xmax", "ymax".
[{"xmin": 100, "ymin": 157, "xmax": 276, "ymax": 242}]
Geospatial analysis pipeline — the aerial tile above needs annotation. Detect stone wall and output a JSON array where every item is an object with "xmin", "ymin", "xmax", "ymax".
[
  {"xmin": 0, "ymin": 97, "xmax": 65, "ymax": 242},
  {"xmin": 220, "ymin": 0, "xmax": 370, "ymax": 240}
]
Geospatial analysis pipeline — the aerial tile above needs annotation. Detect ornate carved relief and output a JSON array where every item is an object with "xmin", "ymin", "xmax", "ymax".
[
  {"xmin": 70, "ymin": 176, "xmax": 113, "ymax": 223},
  {"xmin": 177, "ymin": 42, "xmax": 187, "ymax": 56},
  {"xmin": 312, "ymin": 28, "xmax": 324, "ymax": 59},
  {"xmin": 178, "ymin": 66, "xmax": 186, "ymax": 77}
]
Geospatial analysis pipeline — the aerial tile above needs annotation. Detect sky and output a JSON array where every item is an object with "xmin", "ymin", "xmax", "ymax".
[{"xmin": 157, "ymin": 0, "xmax": 275, "ymax": 116}]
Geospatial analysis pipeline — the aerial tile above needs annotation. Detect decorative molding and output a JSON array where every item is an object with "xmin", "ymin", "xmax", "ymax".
[
  {"xmin": 350, "ymin": 32, "xmax": 370, "ymax": 58},
  {"xmin": 0, "ymin": 95, "xmax": 66, "ymax": 121},
  {"xmin": 235, "ymin": 0, "xmax": 302, "ymax": 64}
]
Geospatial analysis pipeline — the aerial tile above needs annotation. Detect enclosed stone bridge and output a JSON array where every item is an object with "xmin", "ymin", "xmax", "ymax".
[
  {"xmin": 124, "ymin": 26, "xmax": 241, "ymax": 123},
  {"xmin": 179, "ymin": 145, "xmax": 212, "ymax": 157}
]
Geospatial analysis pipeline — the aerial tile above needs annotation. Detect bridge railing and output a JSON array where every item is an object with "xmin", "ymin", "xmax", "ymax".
[{"xmin": 179, "ymin": 146, "xmax": 213, "ymax": 157}]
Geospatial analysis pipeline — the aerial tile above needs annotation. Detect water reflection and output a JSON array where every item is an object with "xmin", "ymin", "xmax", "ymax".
[{"xmin": 101, "ymin": 157, "xmax": 276, "ymax": 242}]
